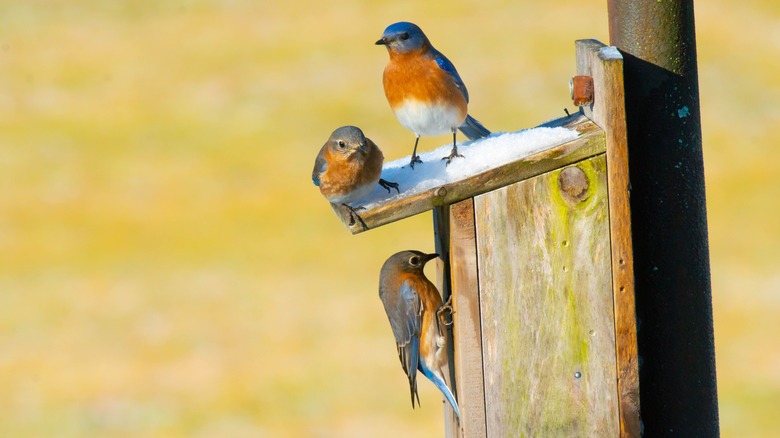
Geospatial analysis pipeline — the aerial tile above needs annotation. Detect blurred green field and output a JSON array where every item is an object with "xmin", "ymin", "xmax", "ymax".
[{"xmin": 1, "ymin": 0, "xmax": 778, "ymax": 436}]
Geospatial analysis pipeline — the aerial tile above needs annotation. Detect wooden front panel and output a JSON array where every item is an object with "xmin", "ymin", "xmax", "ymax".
[
  {"xmin": 448, "ymin": 199, "xmax": 487, "ymax": 438},
  {"xmin": 474, "ymin": 154, "xmax": 619, "ymax": 437}
]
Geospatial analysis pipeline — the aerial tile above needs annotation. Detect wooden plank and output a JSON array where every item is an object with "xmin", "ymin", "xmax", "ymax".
[
  {"xmin": 475, "ymin": 155, "xmax": 620, "ymax": 437},
  {"xmin": 433, "ymin": 206, "xmax": 460, "ymax": 433},
  {"xmin": 445, "ymin": 198, "xmax": 487, "ymax": 438},
  {"xmin": 337, "ymin": 115, "xmax": 606, "ymax": 234},
  {"xmin": 576, "ymin": 39, "xmax": 641, "ymax": 438}
]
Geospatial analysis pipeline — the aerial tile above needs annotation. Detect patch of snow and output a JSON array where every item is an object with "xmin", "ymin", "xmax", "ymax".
[
  {"xmin": 358, "ymin": 126, "xmax": 580, "ymax": 208},
  {"xmin": 600, "ymin": 46, "xmax": 622, "ymax": 59}
]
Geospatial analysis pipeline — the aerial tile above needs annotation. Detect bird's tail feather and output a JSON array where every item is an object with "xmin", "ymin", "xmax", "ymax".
[
  {"xmin": 408, "ymin": 338, "xmax": 421, "ymax": 409},
  {"xmin": 420, "ymin": 362, "xmax": 460, "ymax": 419},
  {"xmin": 458, "ymin": 114, "xmax": 490, "ymax": 140}
]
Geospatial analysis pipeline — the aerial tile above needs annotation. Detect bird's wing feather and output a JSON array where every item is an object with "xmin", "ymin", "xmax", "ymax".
[
  {"xmin": 383, "ymin": 280, "xmax": 421, "ymax": 365},
  {"xmin": 380, "ymin": 278, "xmax": 423, "ymax": 407},
  {"xmin": 433, "ymin": 51, "xmax": 469, "ymax": 103},
  {"xmin": 311, "ymin": 144, "xmax": 328, "ymax": 186}
]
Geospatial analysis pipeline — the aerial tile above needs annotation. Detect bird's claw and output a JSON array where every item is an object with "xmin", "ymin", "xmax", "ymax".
[
  {"xmin": 437, "ymin": 296, "xmax": 454, "ymax": 327},
  {"xmin": 379, "ymin": 178, "xmax": 400, "ymax": 194},
  {"xmin": 442, "ymin": 150, "xmax": 464, "ymax": 166},
  {"xmin": 342, "ymin": 204, "xmax": 367, "ymax": 228},
  {"xmin": 409, "ymin": 155, "xmax": 423, "ymax": 169}
]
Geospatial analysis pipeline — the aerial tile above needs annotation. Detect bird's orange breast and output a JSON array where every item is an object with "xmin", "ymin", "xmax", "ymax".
[
  {"xmin": 318, "ymin": 142, "xmax": 383, "ymax": 204},
  {"xmin": 399, "ymin": 274, "xmax": 443, "ymax": 359},
  {"xmin": 382, "ymin": 49, "xmax": 468, "ymax": 114}
]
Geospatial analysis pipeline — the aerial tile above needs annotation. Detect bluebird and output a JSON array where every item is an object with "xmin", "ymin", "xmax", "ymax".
[
  {"xmin": 312, "ymin": 126, "xmax": 399, "ymax": 227},
  {"xmin": 376, "ymin": 21, "xmax": 490, "ymax": 168},
  {"xmin": 379, "ymin": 250, "xmax": 460, "ymax": 418}
]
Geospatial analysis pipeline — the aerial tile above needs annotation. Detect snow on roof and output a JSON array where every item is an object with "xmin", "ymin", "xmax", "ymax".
[{"xmin": 359, "ymin": 126, "xmax": 580, "ymax": 209}]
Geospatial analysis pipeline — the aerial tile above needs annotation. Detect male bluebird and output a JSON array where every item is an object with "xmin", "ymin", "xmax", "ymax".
[
  {"xmin": 379, "ymin": 250, "xmax": 460, "ymax": 418},
  {"xmin": 376, "ymin": 21, "xmax": 490, "ymax": 168},
  {"xmin": 312, "ymin": 126, "xmax": 399, "ymax": 226}
]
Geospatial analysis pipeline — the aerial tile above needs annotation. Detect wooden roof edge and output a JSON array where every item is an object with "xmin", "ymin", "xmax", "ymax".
[{"xmin": 334, "ymin": 111, "xmax": 607, "ymax": 234}]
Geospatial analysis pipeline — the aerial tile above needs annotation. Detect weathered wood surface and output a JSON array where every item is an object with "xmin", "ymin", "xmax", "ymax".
[
  {"xmin": 474, "ymin": 155, "xmax": 620, "ymax": 437},
  {"xmin": 577, "ymin": 39, "xmax": 641, "ymax": 438},
  {"xmin": 444, "ymin": 198, "xmax": 487, "ymax": 438},
  {"xmin": 336, "ymin": 115, "xmax": 606, "ymax": 234}
]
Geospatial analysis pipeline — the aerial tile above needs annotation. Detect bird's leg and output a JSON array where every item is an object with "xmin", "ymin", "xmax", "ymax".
[
  {"xmin": 442, "ymin": 129, "xmax": 464, "ymax": 165},
  {"xmin": 341, "ymin": 203, "xmax": 367, "ymax": 229},
  {"xmin": 409, "ymin": 135, "xmax": 423, "ymax": 169},
  {"xmin": 437, "ymin": 295, "xmax": 454, "ymax": 327},
  {"xmin": 378, "ymin": 178, "xmax": 400, "ymax": 194}
]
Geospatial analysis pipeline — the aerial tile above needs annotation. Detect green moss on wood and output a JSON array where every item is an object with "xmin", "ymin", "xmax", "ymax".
[{"xmin": 475, "ymin": 154, "xmax": 618, "ymax": 436}]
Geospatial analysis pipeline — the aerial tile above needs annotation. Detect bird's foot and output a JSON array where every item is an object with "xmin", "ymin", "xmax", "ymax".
[
  {"xmin": 437, "ymin": 296, "xmax": 454, "ymax": 327},
  {"xmin": 409, "ymin": 155, "xmax": 423, "ymax": 169},
  {"xmin": 441, "ymin": 149, "xmax": 464, "ymax": 166},
  {"xmin": 342, "ymin": 204, "xmax": 367, "ymax": 228},
  {"xmin": 378, "ymin": 178, "xmax": 400, "ymax": 194}
]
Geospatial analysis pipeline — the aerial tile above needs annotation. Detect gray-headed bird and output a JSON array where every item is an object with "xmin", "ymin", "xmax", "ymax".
[
  {"xmin": 312, "ymin": 126, "xmax": 399, "ymax": 227},
  {"xmin": 378, "ymin": 250, "xmax": 460, "ymax": 418}
]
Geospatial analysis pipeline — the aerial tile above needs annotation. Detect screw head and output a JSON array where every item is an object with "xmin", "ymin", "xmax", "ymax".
[{"xmin": 571, "ymin": 75, "xmax": 594, "ymax": 107}]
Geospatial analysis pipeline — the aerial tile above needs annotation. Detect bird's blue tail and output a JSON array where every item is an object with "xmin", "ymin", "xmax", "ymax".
[
  {"xmin": 458, "ymin": 114, "xmax": 490, "ymax": 140},
  {"xmin": 420, "ymin": 361, "xmax": 460, "ymax": 419}
]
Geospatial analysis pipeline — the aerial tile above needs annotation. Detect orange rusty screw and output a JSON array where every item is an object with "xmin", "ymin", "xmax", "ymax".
[{"xmin": 570, "ymin": 75, "xmax": 594, "ymax": 107}]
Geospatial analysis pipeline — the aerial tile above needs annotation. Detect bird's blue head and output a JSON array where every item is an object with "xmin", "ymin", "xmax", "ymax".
[{"xmin": 375, "ymin": 22, "xmax": 429, "ymax": 53}]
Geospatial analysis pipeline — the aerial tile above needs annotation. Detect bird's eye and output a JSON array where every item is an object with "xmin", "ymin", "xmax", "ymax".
[
  {"xmin": 399, "ymin": 32, "xmax": 409, "ymax": 41},
  {"xmin": 337, "ymin": 140, "xmax": 346, "ymax": 149},
  {"xmin": 409, "ymin": 256, "xmax": 420, "ymax": 266}
]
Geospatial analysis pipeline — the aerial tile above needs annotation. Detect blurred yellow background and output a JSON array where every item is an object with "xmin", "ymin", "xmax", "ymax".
[{"xmin": 1, "ymin": 0, "xmax": 777, "ymax": 436}]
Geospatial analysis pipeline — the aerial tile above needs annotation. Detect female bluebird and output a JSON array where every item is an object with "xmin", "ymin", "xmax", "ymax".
[
  {"xmin": 312, "ymin": 126, "xmax": 399, "ymax": 226},
  {"xmin": 379, "ymin": 250, "xmax": 460, "ymax": 418},
  {"xmin": 376, "ymin": 22, "xmax": 490, "ymax": 169}
]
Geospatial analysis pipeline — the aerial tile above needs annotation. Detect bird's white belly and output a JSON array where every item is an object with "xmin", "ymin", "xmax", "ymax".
[
  {"xmin": 327, "ymin": 180, "xmax": 375, "ymax": 206},
  {"xmin": 393, "ymin": 101, "xmax": 465, "ymax": 137}
]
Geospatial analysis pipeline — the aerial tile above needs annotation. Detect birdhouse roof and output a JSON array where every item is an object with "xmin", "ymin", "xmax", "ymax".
[{"xmin": 333, "ymin": 113, "xmax": 605, "ymax": 234}]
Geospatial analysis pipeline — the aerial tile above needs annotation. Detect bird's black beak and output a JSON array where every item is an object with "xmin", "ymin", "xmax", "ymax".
[
  {"xmin": 375, "ymin": 37, "xmax": 388, "ymax": 46},
  {"xmin": 422, "ymin": 253, "xmax": 439, "ymax": 264}
]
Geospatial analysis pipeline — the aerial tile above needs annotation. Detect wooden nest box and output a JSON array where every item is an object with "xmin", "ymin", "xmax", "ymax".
[{"xmin": 332, "ymin": 40, "xmax": 641, "ymax": 438}]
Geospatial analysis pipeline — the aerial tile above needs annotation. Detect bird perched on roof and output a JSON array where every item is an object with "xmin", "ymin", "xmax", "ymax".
[
  {"xmin": 376, "ymin": 21, "xmax": 490, "ymax": 169},
  {"xmin": 378, "ymin": 250, "xmax": 460, "ymax": 418},
  {"xmin": 312, "ymin": 126, "xmax": 399, "ymax": 227}
]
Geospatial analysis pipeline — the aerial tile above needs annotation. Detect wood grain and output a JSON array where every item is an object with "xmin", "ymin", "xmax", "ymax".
[
  {"xmin": 445, "ymin": 199, "xmax": 487, "ymax": 438},
  {"xmin": 474, "ymin": 155, "xmax": 620, "ymax": 437},
  {"xmin": 577, "ymin": 39, "xmax": 641, "ymax": 438},
  {"xmin": 335, "ymin": 115, "xmax": 606, "ymax": 234}
]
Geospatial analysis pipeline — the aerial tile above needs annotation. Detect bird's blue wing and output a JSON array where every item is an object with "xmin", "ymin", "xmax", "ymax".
[
  {"xmin": 434, "ymin": 51, "xmax": 469, "ymax": 103},
  {"xmin": 312, "ymin": 144, "xmax": 328, "ymax": 186},
  {"xmin": 380, "ymin": 279, "xmax": 423, "ymax": 407},
  {"xmin": 398, "ymin": 280, "xmax": 422, "ymax": 338}
]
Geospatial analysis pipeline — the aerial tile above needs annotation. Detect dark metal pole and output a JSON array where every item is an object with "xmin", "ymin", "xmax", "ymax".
[{"xmin": 606, "ymin": 1, "xmax": 719, "ymax": 436}]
